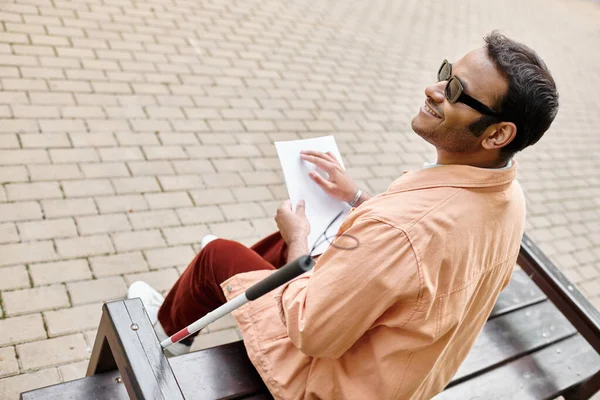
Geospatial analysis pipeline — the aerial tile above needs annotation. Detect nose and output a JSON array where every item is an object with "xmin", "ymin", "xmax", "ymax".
[{"xmin": 424, "ymin": 81, "xmax": 446, "ymax": 104}]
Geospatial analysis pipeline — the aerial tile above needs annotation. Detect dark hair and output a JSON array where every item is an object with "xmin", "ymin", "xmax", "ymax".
[{"xmin": 468, "ymin": 31, "xmax": 559, "ymax": 159}]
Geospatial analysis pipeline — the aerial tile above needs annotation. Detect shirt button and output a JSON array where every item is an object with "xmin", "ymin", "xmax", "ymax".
[{"xmin": 226, "ymin": 285, "xmax": 232, "ymax": 293}]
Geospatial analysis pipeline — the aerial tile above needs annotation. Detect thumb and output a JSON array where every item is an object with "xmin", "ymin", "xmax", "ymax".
[{"xmin": 296, "ymin": 199, "xmax": 306, "ymax": 214}]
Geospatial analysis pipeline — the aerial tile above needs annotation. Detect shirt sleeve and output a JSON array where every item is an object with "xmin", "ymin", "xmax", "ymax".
[{"xmin": 278, "ymin": 216, "xmax": 422, "ymax": 359}]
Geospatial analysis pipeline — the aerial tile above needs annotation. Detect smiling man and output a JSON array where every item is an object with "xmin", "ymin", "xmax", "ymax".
[{"xmin": 128, "ymin": 32, "xmax": 559, "ymax": 399}]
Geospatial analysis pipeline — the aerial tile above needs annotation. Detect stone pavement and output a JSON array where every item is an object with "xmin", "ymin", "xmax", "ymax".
[{"xmin": 1, "ymin": 0, "xmax": 600, "ymax": 397}]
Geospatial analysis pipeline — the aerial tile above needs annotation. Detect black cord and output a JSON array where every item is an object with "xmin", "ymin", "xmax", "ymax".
[{"xmin": 309, "ymin": 210, "xmax": 360, "ymax": 257}]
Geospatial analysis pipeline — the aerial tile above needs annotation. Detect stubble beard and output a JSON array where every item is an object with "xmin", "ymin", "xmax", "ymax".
[{"xmin": 411, "ymin": 117, "xmax": 473, "ymax": 153}]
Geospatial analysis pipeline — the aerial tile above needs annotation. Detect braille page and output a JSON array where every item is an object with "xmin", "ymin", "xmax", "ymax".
[{"xmin": 275, "ymin": 136, "xmax": 351, "ymax": 256}]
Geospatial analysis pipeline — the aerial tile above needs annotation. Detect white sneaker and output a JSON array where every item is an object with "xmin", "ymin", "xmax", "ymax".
[
  {"xmin": 127, "ymin": 281, "xmax": 191, "ymax": 357},
  {"xmin": 200, "ymin": 234, "xmax": 219, "ymax": 249}
]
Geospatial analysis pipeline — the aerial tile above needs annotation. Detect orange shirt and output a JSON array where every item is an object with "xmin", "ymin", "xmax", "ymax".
[{"xmin": 222, "ymin": 161, "xmax": 525, "ymax": 399}]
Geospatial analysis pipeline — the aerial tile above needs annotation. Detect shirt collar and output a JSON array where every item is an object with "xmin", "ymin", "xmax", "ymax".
[
  {"xmin": 388, "ymin": 159, "xmax": 518, "ymax": 193},
  {"xmin": 422, "ymin": 159, "xmax": 513, "ymax": 170}
]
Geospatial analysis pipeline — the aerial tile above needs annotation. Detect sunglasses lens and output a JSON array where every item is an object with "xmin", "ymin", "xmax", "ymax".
[
  {"xmin": 438, "ymin": 61, "xmax": 451, "ymax": 81},
  {"xmin": 445, "ymin": 78, "xmax": 461, "ymax": 103}
]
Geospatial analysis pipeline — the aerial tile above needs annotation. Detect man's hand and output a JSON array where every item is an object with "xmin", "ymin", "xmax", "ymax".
[
  {"xmin": 275, "ymin": 200, "xmax": 311, "ymax": 246},
  {"xmin": 300, "ymin": 150, "xmax": 359, "ymax": 203}
]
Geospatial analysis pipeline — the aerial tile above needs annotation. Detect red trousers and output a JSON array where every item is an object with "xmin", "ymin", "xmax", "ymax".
[{"xmin": 158, "ymin": 233, "xmax": 288, "ymax": 337}]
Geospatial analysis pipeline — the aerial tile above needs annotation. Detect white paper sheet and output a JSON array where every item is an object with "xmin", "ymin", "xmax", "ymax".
[{"xmin": 275, "ymin": 136, "xmax": 351, "ymax": 255}]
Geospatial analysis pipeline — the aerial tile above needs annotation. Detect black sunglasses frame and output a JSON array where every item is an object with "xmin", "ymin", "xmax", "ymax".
[{"xmin": 438, "ymin": 60, "xmax": 501, "ymax": 118}]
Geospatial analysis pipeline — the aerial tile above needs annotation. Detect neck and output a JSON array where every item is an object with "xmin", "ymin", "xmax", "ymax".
[{"xmin": 436, "ymin": 150, "xmax": 508, "ymax": 169}]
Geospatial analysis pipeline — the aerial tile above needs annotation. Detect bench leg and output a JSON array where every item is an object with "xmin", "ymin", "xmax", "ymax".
[{"xmin": 87, "ymin": 299, "xmax": 185, "ymax": 400}]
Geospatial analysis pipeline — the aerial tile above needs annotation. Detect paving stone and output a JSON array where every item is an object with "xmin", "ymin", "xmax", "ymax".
[
  {"xmin": 124, "ymin": 267, "xmax": 180, "ymax": 293},
  {"xmin": 67, "ymin": 276, "xmax": 127, "ymax": 305},
  {"xmin": 49, "ymin": 148, "xmax": 99, "ymax": 163},
  {"xmin": 158, "ymin": 174, "xmax": 204, "ymax": 191},
  {"xmin": 5, "ymin": 182, "xmax": 62, "ymax": 201},
  {"xmin": 0, "ymin": 368, "xmax": 61, "ymax": 400},
  {"xmin": 0, "ymin": 202, "xmax": 43, "ymax": 223},
  {"xmin": 58, "ymin": 360, "xmax": 88, "ymax": 382},
  {"xmin": 0, "ymin": 347, "xmax": 19, "ymax": 379},
  {"xmin": 98, "ymin": 147, "xmax": 144, "ymax": 161},
  {"xmin": 144, "ymin": 191, "xmax": 193, "ymax": 209},
  {"xmin": 111, "ymin": 229, "xmax": 165, "ymax": 252},
  {"xmin": 62, "ymin": 179, "xmax": 115, "ymax": 197},
  {"xmin": 189, "ymin": 188, "xmax": 235, "ymax": 206},
  {"xmin": 208, "ymin": 221, "xmax": 256, "ymax": 239},
  {"xmin": 112, "ymin": 176, "xmax": 161, "ymax": 194},
  {"xmin": 0, "ymin": 223, "xmax": 19, "ymax": 244},
  {"xmin": 162, "ymin": 225, "xmax": 209, "ymax": 246},
  {"xmin": 76, "ymin": 213, "xmax": 132, "ymax": 235},
  {"xmin": 44, "ymin": 303, "xmax": 102, "ymax": 337},
  {"xmin": 0, "ymin": 314, "xmax": 46, "ymax": 347},
  {"xmin": 29, "ymin": 259, "xmax": 92, "ymax": 286},
  {"xmin": 83, "ymin": 330, "xmax": 97, "ymax": 349},
  {"xmin": 128, "ymin": 209, "xmax": 180, "ymax": 230},
  {"xmin": 128, "ymin": 160, "xmax": 174, "ymax": 176},
  {"xmin": 95, "ymin": 194, "xmax": 148, "ymax": 213},
  {"xmin": 0, "ymin": 166, "xmax": 28, "ymax": 183},
  {"xmin": 143, "ymin": 245, "xmax": 196, "ymax": 269},
  {"xmin": 0, "ymin": 241, "xmax": 57, "ymax": 267},
  {"xmin": 3, "ymin": 284, "xmax": 69, "ymax": 316},
  {"xmin": 143, "ymin": 146, "xmax": 187, "ymax": 160},
  {"xmin": 251, "ymin": 217, "xmax": 278, "ymax": 237},
  {"xmin": 0, "ymin": 265, "xmax": 30, "ymax": 291},
  {"xmin": 171, "ymin": 159, "xmax": 215, "ymax": 174},
  {"xmin": 232, "ymin": 186, "xmax": 274, "ymax": 202},
  {"xmin": 220, "ymin": 202, "xmax": 266, "ymax": 221},
  {"xmin": 56, "ymin": 234, "xmax": 114, "ymax": 258},
  {"xmin": 80, "ymin": 162, "xmax": 130, "ymax": 178},
  {"xmin": 17, "ymin": 333, "xmax": 89, "ymax": 371},
  {"xmin": 41, "ymin": 198, "xmax": 97, "ymax": 218},
  {"xmin": 29, "ymin": 164, "xmax": 83, "ymax": 181},
  {"xmin": 20, "ymin": 133, "xmax": 70, "ymax": 148},
  {"xmin": 176, "ymin": 206, "xmax": 224, "ymax": 224},
  {"xmin": 201, "ymin": 172, "xmax": 244, "ymax": 188},
  {"xmin": 70, "ymin": 133, "xmax": 118, "ymax": 148},
  {"xmin": 18, "ymin": 218, "xmax": 78, "ymax": 241},
  {"xmin": 89, "ymin": 252, "xmax": 148, "ymax": 277}
]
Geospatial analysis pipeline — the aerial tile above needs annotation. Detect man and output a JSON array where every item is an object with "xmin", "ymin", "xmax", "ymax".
[{"xmin": 128, "ymin": 31, "xmax": 559, "ymax": 399}]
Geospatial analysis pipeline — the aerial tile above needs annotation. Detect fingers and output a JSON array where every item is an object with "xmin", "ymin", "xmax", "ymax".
[
  {"xmin": 301, "ymin": 150, "xmax": 339, "ymax": 164},
  {"xmin": 325, "ymin": 151, "xmax": 339, "ymax": 164},
  {"xmin": 277, "ymin": 199, "xmax": 291, "ymax": 213},
  {"xmin": 300, "ymin": 153, "xmax": 337, "ymax": 173},
  {"xmin": 309, "ymin": 170, "xmax": 333, "ymax": 190},
  {"xmin": 295, "ymin": 199, "xmax": 305, "ymax": 215}
]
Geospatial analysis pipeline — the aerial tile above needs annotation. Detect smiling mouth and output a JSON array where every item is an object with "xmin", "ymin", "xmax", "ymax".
[{"xmin": 423, "ymin": 101, "xmax": 442, "ymax": 119}]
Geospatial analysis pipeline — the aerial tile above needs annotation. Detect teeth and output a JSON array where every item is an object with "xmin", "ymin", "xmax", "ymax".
[{"xmin": 425, "ymin": 104, "xmax": 439, "ymax": 118}]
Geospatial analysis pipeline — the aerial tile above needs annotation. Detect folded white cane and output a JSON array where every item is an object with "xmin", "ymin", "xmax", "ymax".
[{"xmin": 161, "ymin": 255, "xmax": 315, "ymax": 350}]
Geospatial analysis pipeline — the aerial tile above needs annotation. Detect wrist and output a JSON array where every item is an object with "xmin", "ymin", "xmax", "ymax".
[
  {"xmin": 288, "ymin": 234, "xmax": 308, "ymax": 247},
  {"xmin": 347, "ymin": 188, "xmax": 363, "ymax": 207},
  {"xmin": 287, "ymin": 238, "xmax": 309, "ymax": 263}
]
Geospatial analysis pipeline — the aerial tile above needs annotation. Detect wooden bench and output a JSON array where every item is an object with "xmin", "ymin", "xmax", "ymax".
[{"xmin": 21, "ymin": 234, "xmax": 600, "ymax": 399}]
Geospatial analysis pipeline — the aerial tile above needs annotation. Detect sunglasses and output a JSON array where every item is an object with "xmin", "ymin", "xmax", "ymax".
[{"xmin": 438, "ymin": 59, "xmax": 501, "ymax": 118}]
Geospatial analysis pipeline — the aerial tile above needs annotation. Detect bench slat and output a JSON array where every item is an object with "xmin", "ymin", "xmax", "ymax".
[
  {"xmin": 170, "ymin": 341, "xmax": 270, "ymax": 399},
  {"xmin": 434, "ymin": 335, "xmax": 600, "ymax": 400},
  {"xmin": 490, "ymin": 269, "xmax": 546, "ymax": 318},
  {"xmin": 451, "ymin": 299, "xmax": 576, "ymax": 384},
  {"xmin": 20, "ymin": 369, "xmax": 128, "ymax": 400}
]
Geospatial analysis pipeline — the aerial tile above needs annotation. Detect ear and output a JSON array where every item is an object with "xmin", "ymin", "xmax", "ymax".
[{"xmin": 481, "ymin": 122, "xmax": 517, "ymax": 151}]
